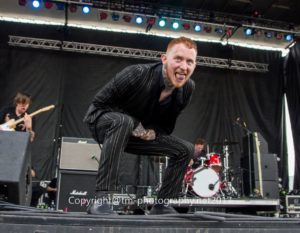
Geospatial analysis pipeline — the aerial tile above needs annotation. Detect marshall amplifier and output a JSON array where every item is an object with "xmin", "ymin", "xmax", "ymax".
[
  {"xmin": 57, "ymin": 170, "xmax": 97, "ymax": 212},
  {"xmin": 59, "ymin": 137, "xmax": 101, "ymax": 171}
]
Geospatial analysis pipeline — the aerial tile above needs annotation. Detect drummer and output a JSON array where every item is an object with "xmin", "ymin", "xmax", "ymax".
[{"xmin": 188, "ymin": 138, "xmax": 207, "ymax": 169}]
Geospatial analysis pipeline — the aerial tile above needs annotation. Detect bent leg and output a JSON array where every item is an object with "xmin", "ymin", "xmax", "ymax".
[
  {"xmin": 89, "ymin": 112, "xmax": 135, "ymax": 192},
  {"xmin": 125, "ymin": 135, "xmax": 194, "ymax": 199}
]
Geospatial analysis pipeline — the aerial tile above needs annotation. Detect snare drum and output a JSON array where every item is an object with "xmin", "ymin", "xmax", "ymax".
[{"xmin": 205, "ymin": 153, "xmax": 222, "ymax": 172}]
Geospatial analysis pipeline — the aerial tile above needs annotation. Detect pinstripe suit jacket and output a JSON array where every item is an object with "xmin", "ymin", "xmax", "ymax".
[{"xmin": 83, "ymin": 62, "xmax": 195, "ymax": 135}]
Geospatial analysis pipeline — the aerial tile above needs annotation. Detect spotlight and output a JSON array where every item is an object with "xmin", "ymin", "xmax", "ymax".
[
  {"xmin": 284, "ymin": 34, "xmax": 293, "ymax": 41},
  {"xmin": 99, "ymin": 12, "xmax": 108, "ymax": 20},
  {"xmin": 158, "ymin": 18, "xmax": 167, "ymax": 28},
  {"xmin": 204, "ymin": 25, "xmax": 212, "ymax": 33},
  {"xmin": 275, "ymin": 32, "xmax": 283, "ymax": 40},
  {"xmin": 135, "ymin": 16, "xmax": 143, "ymax": 24},
  {"xmin": 18, "ymin": 0, "xmax": 27, "ymax": 6},
  {"xmin": 255, "ymin": 29, "xmax": 263, "ymax": 37},
  {"xmin": 214, "ymin": 27, "xmax": 224, "ymax": 34},
  {"xmin": 147, "ymin": 17, "xmax": 156, "ymax": 26},
  {"xmin": 69, "ymin": 4, "xmax": 77, "ymax": 13},
  {"xmin": 123, "ymin": 15, "xmax": 132, "ymax": 23},
  {"xmin": 226, "ymin": 28, "xmax": 233, "ymax": 37},
  {"xmin": 32, "ymin": 0, "xmax": 41, "ymax": 8},
  {"xmin": 111, "ymin": 13, "xmax": 120, "ymax": 21},
  {"xmin": 264, "ymin": 31, "xmax": 273, "ymax": 39},
  {"xmin": 82, "ymin": 6, "xmax": 90, "ymax": 14},
  {"xmin": 183, "ymin": 23, "xmax": 190, "ymax": 30},
  {"xmin": 171, "ymin": 21, "xmax": 180, "ymax": 30},
  {"xmin": 194, "ymin": 24, "xmax": 201, "ymax": 32},
  {"xmin": 44, "ymin": 1, "xmax": 53, "ymax": 9},
  {"xmin": 244, "ymin": 27, "xmax": 254, "ymax": 36}
]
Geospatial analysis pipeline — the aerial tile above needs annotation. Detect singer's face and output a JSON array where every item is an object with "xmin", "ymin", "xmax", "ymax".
[{"xmin": 161, "ymin": 43, "xmax": 197, "ymax": 88}]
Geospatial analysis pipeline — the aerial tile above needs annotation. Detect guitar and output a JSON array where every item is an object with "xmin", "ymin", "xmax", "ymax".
[{"xmin": 0, "ymin": 105, "xmax": 55, "ymax": 131}]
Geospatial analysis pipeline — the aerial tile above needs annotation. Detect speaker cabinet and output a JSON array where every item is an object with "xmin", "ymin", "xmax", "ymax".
[
  {"xmin": 242, "ymin": 153, "xmax": 279, "ymax": 199},
  {"xmin": 0, "ymin": 131, "xmax": 32, "ymax": 205},
  {"xmin": 59, "ymin": 137, "xmax": 101, "ymax": 171},
  {"xmin": 57, "ymin": 170, "xmax": 96, "ymax": 212}
]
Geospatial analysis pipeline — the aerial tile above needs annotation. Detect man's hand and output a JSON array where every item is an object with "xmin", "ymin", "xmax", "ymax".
[
  {"xmin": 24, "ymin": 113, "xmax": 32, "ymax": 131},
  {"xmin": 132, "ymin": 123, "xmax": 156, "ymax": 141}
]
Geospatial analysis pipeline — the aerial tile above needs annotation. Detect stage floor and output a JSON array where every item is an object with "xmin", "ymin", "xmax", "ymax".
[{"xmin": 1, "ymin": 198, "xmax": 300, "ymax": 233}]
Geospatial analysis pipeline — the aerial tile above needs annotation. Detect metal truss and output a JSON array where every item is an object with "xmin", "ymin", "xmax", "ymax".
[{"xmin": 8, "ymin": 35, "xmax": 268, "ymax": 72}]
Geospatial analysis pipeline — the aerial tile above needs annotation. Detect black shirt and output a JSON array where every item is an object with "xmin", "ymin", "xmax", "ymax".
[{"xmin": 0, "ymin": 106, "xmax": 27, "ymax": 132}]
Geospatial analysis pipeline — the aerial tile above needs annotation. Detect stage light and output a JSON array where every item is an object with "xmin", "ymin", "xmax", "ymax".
[
  {"xmin": 111, "ymin": 13, "xmax": 120, "ymax": 21},
  {"xmin": 82, "ymin": 6, "xmax": 90, "ymax": 14},
  {"xmin": 171, "ymin": 21, "xmax": 180, "ymax": 30},
  {"xmin": 275, "ymin": 32, "xmax": 283, "ymax": 40},
  {"xmin": 18, "ymin": 0, "xmax": 27, "ymax": 6},
  {"xmin": 69, "ymin": 4, "xmax": 77, "ymax": 13},
  {"xmin": 123, "ymin": 15, "xmax": 132, "ymax": 23},
  {"xmin": 44, "ymin": 1, "xmax": 53, "ymax": 9},
  {"xmin": 99, "ymin": 12, "xmax": 108, "ymax": 20},
  {"xmin": 255, "ymin": 29, "xmax": 263, "ymax": 37},
  {"xmin": 147, "ymin": 17, "xmax": 156, "ymax": 25},
  {"xmin": 284, "ymin": 34, "xmax": 293, "ymax": 41},
  {"xmin": 244, "ymin": 27, "xmax": 254, "ymax": 36},
  {"xmin": 158, "ymin": 18, "xmax": 167, "ymax": 28},
  {"xmin": 32, "ymin": 0, "xmax": 41, "ymax": 8},
  {"xmin": 264, "ymin": 31, "xmax": 273, "ymax": 39},
  {"xmin": 194, "ymin": 24, "xmax": 201, "ymax": 32},
  {"xmin": 204, "ymin": 25, "xmax": 212, "ymax": 33},
  {"xmin": 226, "ymin": 28, "xmax": 233, "ymax": 37},
  {"xmin": 214, "ymin": 27, "xmax": 224, "ymax": 34},
  {"xmin": 183, "ymin": 23, "xmax": 190, "ymax": 30},
  {"xmin": 135, "ymin": 16, "xmax": 143, "ymax": 24}
]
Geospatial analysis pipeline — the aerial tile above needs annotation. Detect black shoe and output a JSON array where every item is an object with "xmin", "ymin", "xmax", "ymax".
[
  {"xmin": 149, "ymin": 204, "xmax": 178, "ymax": 215},
  {"xmin": 87, "ymin": 192, "xmax": 117, "ymax": 215}
]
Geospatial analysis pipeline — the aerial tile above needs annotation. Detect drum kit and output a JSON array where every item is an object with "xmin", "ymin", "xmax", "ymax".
[{"xmin": 183, "ymin": 141, "xmax": 239, "ymax": 199}]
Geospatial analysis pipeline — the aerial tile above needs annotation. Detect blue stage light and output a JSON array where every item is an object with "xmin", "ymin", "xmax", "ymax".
[
  {"xmin": 171, "ymin": 21, "xmax": 180, "ymax": 30},
  {"xmin": 284, "ymin": 34, "xmax": 293, "ymax": 41},
  {"xmin": 82, "ymin": 6, "xmax": 90, "ymax": 14},
  {"xmin": 158, "ymin": 18, "xmax": 166, "ymax": 28},
  {"xmin": 135, "ymin": 16, "xmax": 143, "ymax": 24},
  {"xmin": 194, "ymin": 24, "xmax": 201, "ymax": 32},
  {"xmin": 244, "ymin": 27, "xmax": 254, "ymax": 36},
  {"xmin": 32, "ymin": 0, "xmax": 40, "ymax": 8}
]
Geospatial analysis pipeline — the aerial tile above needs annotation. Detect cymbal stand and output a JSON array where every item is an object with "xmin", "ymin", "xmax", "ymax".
[{"xmin": 222, "ymin": 145, "xmax": 238, "ymax": 197}]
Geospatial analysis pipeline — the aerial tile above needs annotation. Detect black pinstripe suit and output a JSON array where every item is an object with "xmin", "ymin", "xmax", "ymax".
[{"xmin": 84, "ymin": 62, "xmax": 195, "ymax": 199}]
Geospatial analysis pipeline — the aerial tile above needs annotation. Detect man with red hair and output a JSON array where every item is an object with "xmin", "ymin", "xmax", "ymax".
[{"xmin": 84, "ymin": 37, "xmax": 198, "ymax": 215}]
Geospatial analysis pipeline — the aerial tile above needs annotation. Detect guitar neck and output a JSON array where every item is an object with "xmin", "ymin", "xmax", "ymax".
[{"xmin": 13, "ymin": 105, "xmax": 55, "ymax": 126}]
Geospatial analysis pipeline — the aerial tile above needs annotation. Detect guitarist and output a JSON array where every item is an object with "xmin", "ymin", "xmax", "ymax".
[{"xmin": 0, "ymin": 92, "xmax": 35, "ymax": 142}]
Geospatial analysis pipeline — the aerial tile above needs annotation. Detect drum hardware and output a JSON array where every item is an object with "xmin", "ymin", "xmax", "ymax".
[{"xmin": 221, "ymin": 144, "xmax": 238, "ymax": 198}]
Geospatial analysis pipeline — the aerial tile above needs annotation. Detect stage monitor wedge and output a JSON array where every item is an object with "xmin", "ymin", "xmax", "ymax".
[{"xmin": 0, "ymin": 131, "xmax": 32, "ymax": 206}]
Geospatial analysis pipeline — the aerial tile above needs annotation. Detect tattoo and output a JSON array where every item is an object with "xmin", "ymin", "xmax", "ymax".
[{"xmin": 162, "ymin": 65, "xmax": 175, "ymax": 92}]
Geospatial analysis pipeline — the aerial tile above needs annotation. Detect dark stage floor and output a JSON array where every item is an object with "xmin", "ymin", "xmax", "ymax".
[{"xmin": 1, "ymin": 201, "xmax": 300, "ymax": 233}]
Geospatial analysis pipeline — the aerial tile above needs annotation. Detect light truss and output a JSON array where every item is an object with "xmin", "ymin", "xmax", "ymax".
[{"xmin": 8, "ymin": 35, "xmax": 268, "ymax": 72}]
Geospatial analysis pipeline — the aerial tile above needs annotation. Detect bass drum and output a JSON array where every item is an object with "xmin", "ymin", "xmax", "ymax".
[{"xmin": 191, "ymin": 167, "xmax": 220, "ymax": 198}]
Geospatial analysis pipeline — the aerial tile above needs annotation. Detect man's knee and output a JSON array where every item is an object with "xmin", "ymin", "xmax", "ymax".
[{"xmin": 111, "ymin": 113, "xmax": 135, "ymax": 131}]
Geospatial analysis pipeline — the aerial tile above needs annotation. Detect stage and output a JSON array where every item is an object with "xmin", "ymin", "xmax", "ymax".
[
  {"xmin": 1, "ymin": 196, "xmax": 300, "ymax": 233},
  {"xmin": 0, "ymin": 207, "xmax": 300, "ymax": 233}
]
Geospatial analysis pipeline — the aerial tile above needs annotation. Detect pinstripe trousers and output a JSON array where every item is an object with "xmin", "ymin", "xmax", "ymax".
[{"xmin": 88, "ymin": 112, "xmax": 194, "ymax": 199}]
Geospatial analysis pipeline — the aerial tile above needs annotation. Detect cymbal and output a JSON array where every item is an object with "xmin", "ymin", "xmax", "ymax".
[{"xmin": 209, "ymin": 141, "xmax": 239, "ymax": 146}]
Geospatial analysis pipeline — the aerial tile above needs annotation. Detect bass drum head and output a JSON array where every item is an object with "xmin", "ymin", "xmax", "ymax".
[{"xmin": 192, "ymin": 167, "xmax": 220, "ymax": 198}]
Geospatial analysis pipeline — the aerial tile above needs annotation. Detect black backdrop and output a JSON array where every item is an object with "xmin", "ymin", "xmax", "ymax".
[{"xmin": 0, "ymin": 21, "xmax": 288, "ymax": 192}]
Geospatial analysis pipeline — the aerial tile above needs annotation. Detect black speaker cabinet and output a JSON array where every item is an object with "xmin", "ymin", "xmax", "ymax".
[
  {"xmin": 242, "ymin": 153, "xmax": 279, "ymax": 198},
  {"xmin": 0, "ymin": 131, "xmax": 32, "ymax": 205},
  {"xmin": 59, "ymin": 137, "xmax": 101, "ymax": 171},
  {"xmin": 57, "ymin": 170, "xmax": 96, "ymax": 212}
]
